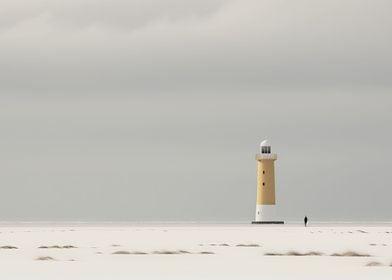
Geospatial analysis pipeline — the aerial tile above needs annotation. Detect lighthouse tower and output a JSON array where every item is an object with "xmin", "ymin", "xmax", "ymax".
[{"xmin": 252, "ymin": 140, "xmax": 284, "ymax": 224}]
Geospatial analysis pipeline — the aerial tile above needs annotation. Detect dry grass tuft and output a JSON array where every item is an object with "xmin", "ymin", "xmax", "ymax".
[
  {"xmin": 113, "ymin": 250, "xmax": 191, "ymax": 255},
  {"xmin": 331, "ymin": 251, "xmax": 371, "ymax": 257},
  {"xmin": 112, "ymin": 251, "xmax": 131, "ymax": 254},
  {"xmin": 287, "ymin": 251, "xmax": 323, "ymax": 256},
  {"xmin": 366, "ymin": 261, "xmax": 383, "ymax": 266},
  {"xmin": 264, "ymin": 252, "xmax": 284, "ymax": 256},
  {"xmin": 0, "ymin": 245, "xmax": 18, "ymax": 249},
  {"xmin": 308, "ymin": 251, "xmax": 324, "ymax": 256},
  {"xmin": 36, "ymin": 256, "xmax": 56, "ymax": 261},
  {"xmin": 113, "ymin": 251, "xmax": 149, "ymax": 255},
  {"xmin": 131, "ymin": 251, "xmax": 148, "ymax": 255},
  {"xmin": 62, "ymin": 245, "xmax": 77, "ymax": 249},
  {"xmin": 153, "ymin": 250, "xmax": 179, "ymax": 254},
  {"xmin": 265, "ymin": 251, "xmax": 323, "ymax": 256},
  {"xmin": 178, "ymin": 250, "xmax": 191, "ymax": 254},
  {"xmin": 153, "ymin": 250, "xmax": 191, "ymax": 254},
  {"xmin": 236, "ymin": 244, "xmax": 260, "ymax": 247},
  {"xmin": 38, "ymin": 245, "xmax": 76, "ymax": 249},
  {"xmin": 110, "ymin": 249, "xmax": 217, "ymax": 255}
]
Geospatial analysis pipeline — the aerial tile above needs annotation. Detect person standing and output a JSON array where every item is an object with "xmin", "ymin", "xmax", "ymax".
[{"xmin": 304, "ymin": 216, "xmax": 308, "ymax": 227}]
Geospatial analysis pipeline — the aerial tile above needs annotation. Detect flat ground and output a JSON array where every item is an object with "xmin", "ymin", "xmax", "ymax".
[{"xmin": 0, "ymin": 224, "xmax": 391, "ymax": 279}]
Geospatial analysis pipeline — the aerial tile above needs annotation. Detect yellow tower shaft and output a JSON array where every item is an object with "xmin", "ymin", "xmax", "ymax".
[{"xmin": 256, "ymin": 156, "xmax": 276, "ymax": 205}]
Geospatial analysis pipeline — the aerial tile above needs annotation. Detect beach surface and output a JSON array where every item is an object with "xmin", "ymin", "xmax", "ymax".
[{"xmin": 0, "ymin": 224, "xmax": 391, "ymax": 279}]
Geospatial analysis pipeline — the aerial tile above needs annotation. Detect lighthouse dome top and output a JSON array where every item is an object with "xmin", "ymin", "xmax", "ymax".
[
  {"xmin": 260, "ymin": 139, "xmax": 269, "ymax": 147},
  {"xmin": 259, "ymin": 139, "xmax": 272, "ymax": 154}
]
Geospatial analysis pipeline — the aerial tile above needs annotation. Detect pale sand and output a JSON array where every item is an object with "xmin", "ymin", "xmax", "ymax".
[{"xmin": 0, "ymin": 224, "xmax": 391, "ymax": 279}]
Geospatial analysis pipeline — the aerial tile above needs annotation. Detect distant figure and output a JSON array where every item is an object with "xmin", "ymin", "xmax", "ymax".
[{"xmin": 304, "ymin": 216, "xmax": 308, "ymax": 227}]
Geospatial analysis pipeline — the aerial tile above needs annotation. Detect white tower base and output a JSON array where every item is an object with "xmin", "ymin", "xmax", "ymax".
[{"xmin": 252, "ymin": 205, "xmax": 284, "ymax": 224}]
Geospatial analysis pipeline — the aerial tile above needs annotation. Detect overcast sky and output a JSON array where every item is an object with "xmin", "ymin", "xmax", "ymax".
[{"xmin": 1, "ymin": 0, "xmax": 391, "ymax": 222}]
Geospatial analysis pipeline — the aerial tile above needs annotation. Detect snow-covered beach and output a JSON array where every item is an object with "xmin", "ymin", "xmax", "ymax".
[{"xmin": 0, "ymin": 224, "xmax": 391, "ymax": 279}]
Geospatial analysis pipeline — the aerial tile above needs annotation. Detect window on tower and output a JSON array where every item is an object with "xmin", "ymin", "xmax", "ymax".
[
  {"xmin": 262, "ymin": 182, "xmax": 265, "ymax": 186},
  {"xmin": 261, "ymin": 146, "xmax": 271, "ymax": 154}
]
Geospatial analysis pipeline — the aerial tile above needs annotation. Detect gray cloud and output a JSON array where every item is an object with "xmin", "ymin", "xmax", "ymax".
[
  {"xmin": 1, "ymin": 0, "xmax": 391, "ymax": 94},
  {"xmin": 0, "ymin": 0, "xmax": 225, "ymax": 29}
]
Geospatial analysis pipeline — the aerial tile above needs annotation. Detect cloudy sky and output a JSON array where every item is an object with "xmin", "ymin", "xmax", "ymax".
[{"xmin": 0, "ymin": 0, "xmax": 391, "ymax": 222}]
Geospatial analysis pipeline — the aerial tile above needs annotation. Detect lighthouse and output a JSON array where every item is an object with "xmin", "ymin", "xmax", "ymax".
[{"xmin": 252, "ymin": 140, "xmax": 284, "ymax": 224}]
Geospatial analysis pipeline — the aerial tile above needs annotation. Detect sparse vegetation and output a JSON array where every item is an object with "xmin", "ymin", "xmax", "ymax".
[
  {"xmin": 112, "ymin": 251, "xmax": 131, "ymax": 254},
  {"xmin": 331, "ymin": 251, "xmax": 371, "ymax": 257},
  {"xmin": 0, "ymin": 246, "xmax": 18, "ymax": 249},
  {"xmin": 36, "ymin": 256, "xmax": 56, "ymax": 261},
  {"xmin": 62, "ymin": 245, "xmax": 77, "ymax": 249},
  {"xmin": 153, "ymin": 250, "xmax": 176, "ymax": 254},
  {"xmin": 366, "ymin": 261, "xmax": 383, "ymax": 266},
  {"xmin": 264, "ymin": 251, "xmax": 323, "ymax": 256},
  {"xmin": 38, "ymin": 245, "xmax": 77, "ymax": 249},
  {"xmin": 131, "ymin": 251, "xmax": 148, "ymax": 255},
  {"xmin": 264, "ymin": 252, "xmax": 284, "ymax": 256},
  {"xmin": 153, "ymin": 250, "xmax": 185, "ymax": 254},
  {"xmin": 112, "ymin": 249, "xmax": 210, "ymax": 255},
  {"xmin": 236, "ymin": 244, "xmax": 260, "ymax": 247},
  {"xmin": 357, "ymin": 230, "xmax": 368, "ymax": 234},
  {"xmin": 287, "ymin": 251, "xmax": 323, "ymax": 256},
  {"xmin": 178, "ymin": 250, "xmax": 191, "ymax": 254}
]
